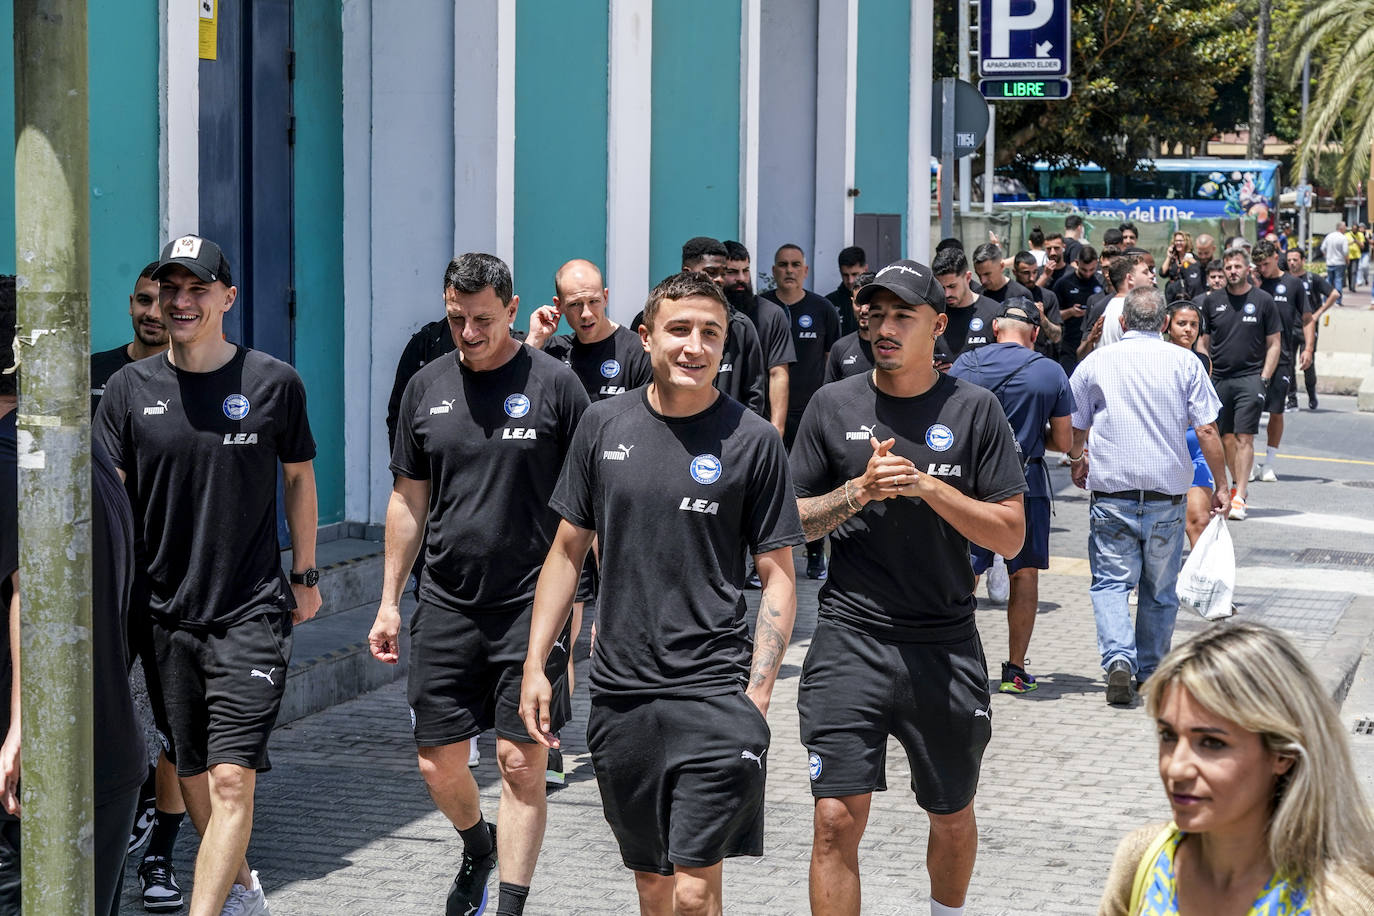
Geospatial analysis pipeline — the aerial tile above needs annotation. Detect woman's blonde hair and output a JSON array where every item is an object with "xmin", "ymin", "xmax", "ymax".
[{"xmin": 1146, "ymin": 621, "xmax": 1374, "ymax": 901}]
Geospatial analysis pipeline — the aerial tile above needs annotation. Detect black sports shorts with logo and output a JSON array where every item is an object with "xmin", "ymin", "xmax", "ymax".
[
  {"xmin": 153, "ymin": 609, "xmax": 293, "ymax": 777},
  {"xmin": 586, "ymin": 690, "xmax": 771, "ymax": 875},
  {"xmin": 1214, "ymin": 374, "xmax": 1265, "ymax": 436},
  {"xmin": 1262, "ymin": 364, "xmax": 1293, "ymax": 414},
  {"xmin": 798, "ymin": 618, "xmax": 991, "ymax": 813},
  {"xmin": 407, "ymin": 600, "xmax": 571, "ymax": 747}
]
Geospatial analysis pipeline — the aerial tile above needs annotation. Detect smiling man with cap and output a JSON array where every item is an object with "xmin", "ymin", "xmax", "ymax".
[
  {"xmin": 94, "ymin": 234, "xmax": 321, "ymax": 916},
  {"xmin": 789, "ymin": 259, "xmax": 1027, "ymax": 916}
]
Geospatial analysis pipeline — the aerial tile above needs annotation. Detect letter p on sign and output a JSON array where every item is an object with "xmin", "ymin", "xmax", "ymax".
[{"xmin": 990, "ymin": 0, "xmax": 1053, "ymax": 57}]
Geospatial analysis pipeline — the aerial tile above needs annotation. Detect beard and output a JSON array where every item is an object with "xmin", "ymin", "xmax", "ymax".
[{"xmin": 723, "ymin": 283, "xmax": 754, "ymax": 311}]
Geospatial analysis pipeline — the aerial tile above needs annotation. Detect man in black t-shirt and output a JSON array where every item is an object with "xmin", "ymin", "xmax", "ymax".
[
  {"xmin": 761, "ymin": 243, "xmax": 841, "ymax": 579},
  {"xmin": 1287, "ymin": 248, "xmax": 1339, "ymax": 410},
  {"xmin": 1252, "ymin": 240, "xmax": 1314, "ymax": 483},
  {"xmin": 1041, "ymin": 232, "xmax": 1070, "ymax": 289},
  {"xmin": 825, "ymin": 271, "xmax": 876, "ymax": 383},
  {"xmin": 1012, "ymin": 250, "xmax": 1064, "ymax": 357},
  {"xmin": 932, "ymin": 247, "xmax": 1001, "ymax": 367},
  {"xmin": 1197, "ymin": 246, "xmax": 1282, "ymax": 520},
  {"xmin": 1050, "ymin": 245, "xmax": 1105, "ymax": 376},
  {"xmin": 723, "ymin": 240, "xmax": 797, "ymax": 437},
  {"xmin": 1062, "ymin": 214, "xmax": 1086, "ymax": 267},
  {"xmin": 520, "ymin": 272, "xmax": 803, "ymax": 915},
  {"xmin": 825, "ymin": 245, "xmax": 869, "ymax": 336},
  {"xmin": 790, "ymin": 259, "xmax": 1026, "ymax": 916},
  {"xmin": 94, "ymin": 235, "xmax": 320, "ymax": 916},
  {"xmin": 370, "ymin": 253, "xmax": 588, "ymax": 916},
  {"xmin": 90, "ymin": 261, "xmax": 168, "ymax": 414},
  {"xmin": 971, "ymin": 242, "xmax": 1033, "ymax": 305}
]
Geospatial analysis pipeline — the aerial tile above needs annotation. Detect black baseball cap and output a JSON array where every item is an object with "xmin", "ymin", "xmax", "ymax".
[
  {"xmin": 998, "ymin": 298, "xmax": 1039, "ymax": 325},
  {"xmin": 855, "ymin": 259, "xmax": 945, "ymax": 312},
  {"xmin": 153, "ymin": 235, "xmax": 233, "ymax": 286}
]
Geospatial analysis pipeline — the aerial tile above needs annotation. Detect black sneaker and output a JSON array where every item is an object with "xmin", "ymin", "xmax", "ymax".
[
  {"xmin": 1285, "ymin": 394, "xmax": 1298, "ymax": 411},
  {"xmin": 999, "ymin": 661, "xmax": 1038, "ymax": 694},
  {"xmin": 446, "ymin": 824, "xmax": 497, "ymax": 916},
  {"xmin": 805, "ymin": 554, "xmax": 828, "ymax": 580},
  {"xmin": 545, "ymin": 747, "xmax": 565, "ymax": 788},
  {"xmin": 137, "ymin": 855, "xmax": 183, "ymax": 912},
  {"xmin": 1308, "ymin": 396, "xmax": 1318, "ymax": 411},
  {"xmin": 126, "ymin": 765, "xmax": 157, "ymax": 855},
  {"xmin": 1105, "ymin": 659, "xmax": 1135, "ymax": 706}
]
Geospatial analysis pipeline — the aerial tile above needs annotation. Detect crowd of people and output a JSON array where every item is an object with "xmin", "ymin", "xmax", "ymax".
[{"xmin": 0, "ymin": 212, "xmax": 1370, "ymax": 916}]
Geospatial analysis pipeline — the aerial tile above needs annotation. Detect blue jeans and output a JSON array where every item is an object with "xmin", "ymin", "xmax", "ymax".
[
  {"xmin": 1088, "ymin": 495, "xmax": 1186, "ymax": 679},
  {"xmin": 1327, "ymin": 265, "xmax": 1344, "ymax": 292}
]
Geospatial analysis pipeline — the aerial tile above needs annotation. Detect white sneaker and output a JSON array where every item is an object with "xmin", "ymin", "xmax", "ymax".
[
  {"xmin": 468, "ymin": 737, "xmax": 481, "ymax": 767},
  {"xmin": 220, "ymin": 870, "xmax": 270, "ymax": 916},
  {"xmin": 1229, "ymin": 496, "xmax": 1248, "ymax": 521},
  {"xmin": 1260, "ymin": 466, "xmax": 1278, "ymax": 482},
  {"xmin": 987, "ymin": 556, "xmax": 1010, "ymax": 604},
  {"xmin": 1248, "ymin": 464, "xmax": 1259, "ymax": 482}
]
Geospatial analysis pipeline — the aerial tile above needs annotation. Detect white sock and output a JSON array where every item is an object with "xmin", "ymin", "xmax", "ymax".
[
  {"xmin": 1265, "ymin": 446, "xmax": 1278, "ymax": 467},
  {"xmin": 931, "ymin": 900, "xmax": 965, "ymax": 916}
]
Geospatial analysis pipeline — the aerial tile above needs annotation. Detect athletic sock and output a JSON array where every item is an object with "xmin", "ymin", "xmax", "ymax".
[
  {"xmin": 1265, "ymin": 446, "xmax": 1278, "ymax": 467},
  {"xmin": 495, "ymin": 882, "xmax": 529, "ymax": 915},
  {"xmin": 930, "ymin": 899, "xmax": 965, "ymax": 916},
  {"xmin": 145, "ymin": 809, "xmax": 184, "ymax": 861},
  {"xmin": 457, "ymin": 816, "xmax": 494, "ymax": 860}
]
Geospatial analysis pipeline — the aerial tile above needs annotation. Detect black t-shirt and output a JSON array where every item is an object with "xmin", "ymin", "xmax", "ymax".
[
  {"xmin": 981, "ymin": 278, "xmax": 1032, "ymax": 304},
  {"xmin": 790, "ymin": 373, "xmax": 1026, "ymax": 642},
  {"xmin": 1051, "ymin": 270, "xmax": 1107, "ymax": 347},
  {"xmin": 0, "ymin": 413, "xmax": 15, "ymax": 784},
  {"xmin": 1063, "ymin": 238, "xmax": 1083, "ymax": 268},
  {"xmin": 1029, "ymin": 286, "xmax": 1063, "ymax": 357},
  {"xmin": 386, "ymin": 318, "xmax": 457, "ymax": 448},
  {"xmin": 550, "ymin": 389, "xmax": 803, "ymax": 697},
  {"xmin": 542, "ymin": 325, "xmax": 651, "ymax": 401},
  {"xmin": 1179, "ymin": 262, "xmax": 1207, "ymax": 299},
  {"xmin": 92, "ymin": 437, "xmax": 147, "ymax": 804},
  {"xmin": 824, "ymin": 333, "xmax": 873, "ymax": 383},
  {"xmin": 826, "ymin": 286, "xmax": 858, "ymax": 336},
  {"xmin": 1258, "ymin": 273, "xmax": 1311, "ymax": 362},
  {"xmin": 737, "ymin": 295, "xmax": 796, "ymax": 371},
  {"xmin": 763, "ymin": 290, "xmax": 841, "ymax": 415},
  {"xmin": 1298, "ymin": 271, "xmax": 1335, "ymax": 317},
  {"xmin": 1200, "ymin": 287, "xmax": 1282, "ymax": 379},
  {"xmin": 391, "ymin": 346, "xmax": 588, "ymax": 613},
  {"xmin": 94, "ymin": 348, "xmax": 317, "ymax": 630},
  {"xmin": 937, "ymin": 295, "xmax": 1001, "ymax": 361},
  {"xmin": 90, "ymin": 344, "xmax": 133, "ymax": 415}
]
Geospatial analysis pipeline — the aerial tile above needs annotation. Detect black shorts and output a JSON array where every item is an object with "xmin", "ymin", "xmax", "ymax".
[
  {"xmin": 1263, "ymin": 366, "xmax": 1292, "ymax": 414},
  {"xmin": 1214, "ymin": 374, "xmax": 1264, "ymax": 436},
  {"xmin": 153, "ymin": 610, "xmax": 293, "ymax": 777},
  {"xmin": 586, "ymin": 691, "xmax": 770, "ymax": 875},
  {"xmin": 797, "ymin": 619, "xmax": 991, "ymax": 813},
  {"xmin": 971, "ymin": 496, "xmax": 1050, "ymax": 575},
  {"xmin": 129, "ymin": 584, "xmax": 176, "ymax": 764},
  {"xmin": 407, "ymin": 601, "xmax": 571, "ymax": 747}
]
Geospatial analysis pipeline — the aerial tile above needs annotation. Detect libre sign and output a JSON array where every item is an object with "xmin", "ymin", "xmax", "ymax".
[
  {"xmin": 978, "ymin": 0, "xmax": 1072, "ymax": 79},
  {"xmin": 979, "ymin": 78, "xmax": 1072, "ymax": 100}
]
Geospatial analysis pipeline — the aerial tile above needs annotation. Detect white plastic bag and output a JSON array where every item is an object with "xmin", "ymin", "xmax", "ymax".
[{"xmin": 1177, "ymin": 516, "xmax": 1235, "ymax": 620}]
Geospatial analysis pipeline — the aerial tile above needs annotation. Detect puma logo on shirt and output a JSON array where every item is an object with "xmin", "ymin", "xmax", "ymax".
[
  {"xmin": 143, "ymin": 399, "xmax": 171, "ymax": 416},
  {"xmin": 740, "ymin": 748, "xmax": 764, "ymax": 769},
  {"xmin": 251, "ymin": 667, "xmax": 277, "ymax": 686},
  {"xmin": 845, "ymin": 423, "xmax": 877, "ymax": 441},
  {"xmin": 429, "ymin": 398, "xmax": 455, "ymax": 415},
  {"xmin": 601, "ymin": 443, "xmax": 635, "ymax": 461}
]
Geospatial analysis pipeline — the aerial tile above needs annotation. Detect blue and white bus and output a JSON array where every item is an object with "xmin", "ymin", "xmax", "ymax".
[{"xmin": 997, "ymin": 158, "xmax": 1282, "ymax": 225}]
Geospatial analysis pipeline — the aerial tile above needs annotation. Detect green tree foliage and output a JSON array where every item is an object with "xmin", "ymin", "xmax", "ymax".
[
  {"xmin": 1288, "ymin": 0, "xmax": 1374, "ymax": 194},
  {"xmin": 987, "ymin": 0, "xmax": 1249, "ymax": 178}
]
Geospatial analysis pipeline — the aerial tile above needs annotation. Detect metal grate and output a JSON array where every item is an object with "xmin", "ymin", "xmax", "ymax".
[
  {"xmin": 1354, "ymin": 718, "xmax": 1374, "ymax": 736},
  {"xmin": 1293, "ymin": 549, "xmax": 1374, "ymax": 568},
  {"xmin": 1343, "ymin": 480, "xmax": 1374, "ymax": 489}
]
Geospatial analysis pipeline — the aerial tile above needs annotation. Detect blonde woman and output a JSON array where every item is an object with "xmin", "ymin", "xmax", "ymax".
[{"xmin": 1100, "ymin": 622, "xmax": 1374, "ymax": 915}]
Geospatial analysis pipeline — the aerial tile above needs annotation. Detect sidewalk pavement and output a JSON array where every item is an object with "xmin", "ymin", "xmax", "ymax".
[{"xmin": 120, "ymin": 553, "xmax": 1374, "ymax": 915}]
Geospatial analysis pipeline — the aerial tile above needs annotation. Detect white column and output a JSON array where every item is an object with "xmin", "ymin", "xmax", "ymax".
[
  {"xmin": 812, "ymin": 0, "xmax": 857, "ymax": 292},
  {"xmin": 495, "ymin": 0, "xmax": 516, "ymax": 265},
  {"xmin": 341, "ymin": 0, "xmax": 374, "ymax": 524},
  {"xmin": 908, "ymin": 0, "xmax": 934, "ymax": 261},
  {"xmin": 738, "ymin": 0, "xmax": 762, "ymax": 263},
  {"xmin": 158, "ymin": 0, "xmax": 199, "ymax": 239},
  {"xmin": 606, "ymin": 0, "xmax": 653, "ymax": 321},
  {"xmin": 453, "ymin": 0, "xmax": 514, "ymax": 262}
]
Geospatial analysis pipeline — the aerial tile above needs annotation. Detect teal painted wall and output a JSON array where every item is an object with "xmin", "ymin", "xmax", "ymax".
[
  {"xmin": 0, "ymin": 0, "xmax": 159, "ymax": 347},
  {"xmin": 855, "ymin": 0, "xmax": 910, "ymax": 250},
  {"xmin": 649, "ymin": 0, "xmax": 741, "ymax": 285},
  {"xmin": 514, "ymin": 2, "xmax": 609, "ymax": 330},
  {"xmin": 293, "ymin": 0, "xmax": 345, "ymax": 525}
]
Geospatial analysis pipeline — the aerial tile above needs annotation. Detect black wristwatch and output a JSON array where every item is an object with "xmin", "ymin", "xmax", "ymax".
[{"xmin": 289, "ymin": 568, "xmax": 320, "ymax": 588}]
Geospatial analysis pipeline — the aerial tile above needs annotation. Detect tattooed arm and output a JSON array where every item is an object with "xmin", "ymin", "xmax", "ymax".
[
  {"xmin": 797, "ymin": 436, "xmax": 916, "ymax": 541},
  {"xmin": 747, "ymin": 546, "xmax": 798, "ymax": 716}
]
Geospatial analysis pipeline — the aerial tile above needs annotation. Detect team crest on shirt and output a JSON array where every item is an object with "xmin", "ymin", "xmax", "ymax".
[
  {"xmin": 504, "ymin": 393, "xmax": 531, "ymax": 418},
  {"xmin": 925, "ymin": 424, "xmax": 954, "ymax": 452},
  {"xmin": 1243, "ymin": 302, "xmax": 1257, "ymax": 315},
  {"xmin": 690, "ymin": 453, "xmax": 722, "ymax": 484},
  {"xmin": 798, "ymin": 314, "xmax": 814, "ymax": 329},
  {"xmin": 1093, "ymin": 286, "xmax": 1103, "ymax": 294},
  {"xmin": 222, "ymin": 394, "xmax": 250, "ymax": 420},
  {"xmin": 808, "ymin": 752, "xmax": 822, "ymax": 781},
  {"xmin": 600, "ymin": 359, "xmax": 621, "ymax": 379},
  {"xmin": 969, "ymin": 318, "xmax": 984, "ymax": 332},
  {"xmin": 1275, "ymin": 284, "xmax": 1286, "ymax": 294}
]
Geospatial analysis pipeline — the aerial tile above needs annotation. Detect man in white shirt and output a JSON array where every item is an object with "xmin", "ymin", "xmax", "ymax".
[
  {"xmin": 1077, "ymin": 251, "xmax": 1155, "ymax": 357},
  {"xmin": 1321, "ymin": 223, "xmax": 1350, "ymax": 292}
]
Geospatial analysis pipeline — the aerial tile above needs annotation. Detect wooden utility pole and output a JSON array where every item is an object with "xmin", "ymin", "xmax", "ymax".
[{"xmin": 1246, "ymin": 0, "xmax": 1272, "ymax": 160}]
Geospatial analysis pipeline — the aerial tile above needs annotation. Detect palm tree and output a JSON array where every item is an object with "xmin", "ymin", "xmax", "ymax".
[{"xmin": 1288, "ymin": 0, "xmax": 1374, "ymax": 194}]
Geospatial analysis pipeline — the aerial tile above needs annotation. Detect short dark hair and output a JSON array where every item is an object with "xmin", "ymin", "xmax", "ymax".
[
  {"xmin": 1119, "ymin": 221, "xmax": 1138, "ymax": 234},
  {"xmin": 722, "ymin": 240, "xmax": 750, "ymax": 262},
  {"xmin": 1045, "ymin": 231, "xmax": 1064, "ymax": 243},
  {"xmin": 682, "ymin": 236, "xmax": 727, "ymax": 268},
  {"xmin": 971, "ymin": 242, "xmax": 1002, "ymax": 266},
  {"xmin": 1207, "ymin": 259, "xmax": 1225, "ymax": 274},
  {"xmin": 935, "ymin": 237, "xmax": 965, "ymax": 253},
  {"xmin": 1107, "ymin": 252, "xmax": 1140, "ymax": 289},
  {"xmin": 1100, "ymin": 245, "xmax": 1122, "ymax": 261},
  {"xmin": 932, "ymin": 247, "xmax": 968, "ymax": 277},
  {"xmin": 852, "ymin": 271, "xmax": 877, "ymax": 291},
  {"xmin": 0, "ymin": 275, "xmax": 15, "ymax": 397},
  {"xmin": 837, "ymin": 246, "xmax": 867, "ymax": 268},
  {"xmin": 1029, "ymin": 226, "xmax": 1045, "ymax": 247},
  {"xmin": 1013, "ymin": 250, "xmax": 1037, "ymax": 269},
  {"xmin": 138, "ymin": 260, "xmax": 160, "ymax": 282},
  {"xmin": 1102, "ymin": 228, "xmax": 1124, "ymax": 247},
  {"xmin": 642, "ymin": 271, "xmax": 729, "ymax": 331},
  {"xmin": 1077, "ymin": 244, "xmax": 1099, "ymax": 263},
  {"xmin": 1252, "ymin": 239, "xmax": 1280, "ymax": 262},
  {"xmin": 1065, "ymin": 214, "xmax": 1084, "ymax": 231},
  {"xmin": 773, "ymin": 243, "xmax": 805, "ymax": 264},
  {"xmin": 1167, "ymin": 300, "xmax": 1201, "ymax": 323},
  {"xmin": 445, "ymin": 252, "xmax": 513, "ymax": 303}
]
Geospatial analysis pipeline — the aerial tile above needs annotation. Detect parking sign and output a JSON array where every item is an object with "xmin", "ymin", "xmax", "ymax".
[{"xmin": 979, "ymin": 0, "xmax": 1072, "ymax": 78}]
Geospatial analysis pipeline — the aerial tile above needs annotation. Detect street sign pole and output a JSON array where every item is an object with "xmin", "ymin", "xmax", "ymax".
[
  {"xmin": 958, "ymin": 0, "xmax": 971, "ymax": 215},
  {"xmin": 984, "ymin": 103, "xmax": 995, "ymax": 215},
  {"xmin": 941, "ymin": 77, "xmax": 956, "ymax": 241}
]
